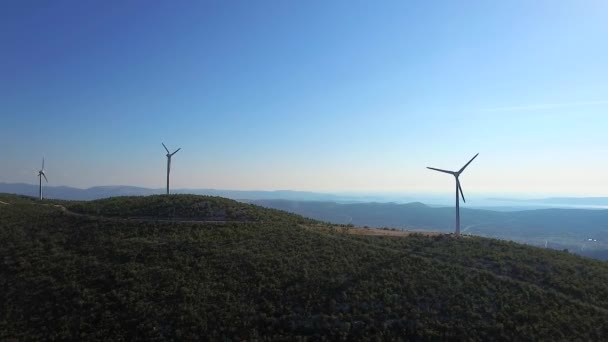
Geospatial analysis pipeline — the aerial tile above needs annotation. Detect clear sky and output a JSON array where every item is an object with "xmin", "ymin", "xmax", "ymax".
[{"xmin": 1, "ymin": 0, "xmax": 607, "ymax": 195}]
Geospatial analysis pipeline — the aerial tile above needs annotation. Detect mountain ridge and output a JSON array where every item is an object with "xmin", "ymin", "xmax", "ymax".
[{"xmin": 3, "ymin": 182, "xmax": 605, "ymax": 205}]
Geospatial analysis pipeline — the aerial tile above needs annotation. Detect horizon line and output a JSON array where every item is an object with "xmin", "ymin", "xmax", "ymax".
[{"xmin": 0, "ymin": 182, "xmax": 606, "ymax": 198}]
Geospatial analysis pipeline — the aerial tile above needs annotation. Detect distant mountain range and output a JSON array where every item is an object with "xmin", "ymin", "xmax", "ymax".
[
  {"xmin": 488, "ymin": 197, "xmax": 608, "ymax": 206},
  {"xmin": 0, "ymin": 183, "xmax": 161, "ymax": 200},
  {"xmin": 0, "ymin": 182, "xmax": 366, "ymax": 202},
  {"xmin": 2, "ymin": 182, "xmax": 606, "ymax": 207},
  {"xmin": 251, "ymin": 199, "xmax": 608, "ymax": 261}
]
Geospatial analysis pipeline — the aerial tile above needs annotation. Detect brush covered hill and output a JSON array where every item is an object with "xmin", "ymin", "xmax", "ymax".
[
  {"xmin": 64, "ymin": 194, "xmax": 310, "ymax": 222},
  {"xmin": 1, "ymin": 193, "xmax": 608, "ymax": 340}
]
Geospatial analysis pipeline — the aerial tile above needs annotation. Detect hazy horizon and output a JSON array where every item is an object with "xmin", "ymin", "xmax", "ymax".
[
  {"xmin": 2, "ymin": 1, "xmax": 607, "ymax": 196},
  {"xmin": 0, "ymin": 182, "xmax": 608, "ymax": 209}
]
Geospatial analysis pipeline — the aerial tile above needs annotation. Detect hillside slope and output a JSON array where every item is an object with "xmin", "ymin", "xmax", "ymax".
[
  {"xmin": 252, "ymin": 199, "xmax": 608, "ymax": 259},
  {"xmin": 1, "ymin": 194, "xmax": 608, "ymax": 340}
]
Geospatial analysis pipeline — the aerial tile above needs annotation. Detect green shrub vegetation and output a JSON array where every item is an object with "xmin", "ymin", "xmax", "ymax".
[
  {"xmin": 64, "ymin": 195, "xmax": 314, "ymax": 223},
  {"xmin": 1, "ymin": 193, "xmax": 607, "ymax": 340}
]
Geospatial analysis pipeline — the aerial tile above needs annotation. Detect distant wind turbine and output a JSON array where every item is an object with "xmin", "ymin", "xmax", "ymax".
[
  {"xmin": 162, "ymin": 143, "xmax": 181, "ymax": 195},
  {"xmin": 37, "ymin": 158, "xmax": 48, "ymax": 201},
  {"xmin": 427, "ymin": 153, "xmax": 479, "ymax": 236}
]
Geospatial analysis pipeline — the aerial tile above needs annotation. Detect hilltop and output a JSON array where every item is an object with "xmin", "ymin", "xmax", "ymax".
[
  {"xmin": 1, "ymin": 193, "xmax": 608, "ymax": 340},
  {"xmin": 63, "ymin": 195, "xmax": 312, "ymax": 223}
]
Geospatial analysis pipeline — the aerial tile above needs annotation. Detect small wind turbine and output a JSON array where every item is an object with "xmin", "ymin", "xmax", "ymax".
[
  {"xmin": 427, "ymin": 153, "xmax": 479, "ymax": 236},
  {"xmin": 162, "ymin": 143, "xmax": 181, "ymax": 195},
  {"xmin": 37, "ymin": 158, "xmax": 48, "ymax": 200}
]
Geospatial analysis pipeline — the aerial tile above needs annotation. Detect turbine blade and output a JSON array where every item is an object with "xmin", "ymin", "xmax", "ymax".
[
  {"xmin": 42, "ymin": 172, "xmax": 48, "ymax": 182},
  {"xmin": 162, "ymin": 143, "xmax": 170, "ymax": 153},
  {"xmin": 171, "ymin": 147, "xmax": 181, "ymax": 156},
  {"xmin": 458, "ymin": 153, "xmax": 479, "ymax": 174},
  {"xmin": 42, "ymin": 158, "xmax": 45, "ymax": 170},
  {"xmin": 427, "ymin": 167, "xmax": 455, "ymax": 175},
  {"xmin": 457, "ymin": 179, "xmax": 465, "ymax": 203}
]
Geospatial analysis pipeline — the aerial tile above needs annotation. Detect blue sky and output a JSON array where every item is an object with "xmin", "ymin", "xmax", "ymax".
[{"xmin": 1, "ymin": 0, "xmax": 607, "ymax": 195}]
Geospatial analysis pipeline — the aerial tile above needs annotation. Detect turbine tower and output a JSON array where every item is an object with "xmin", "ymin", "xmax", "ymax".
[
  {"xmin": 427, "ymin": 153, "xmax": 479, "ymax": 236},
  {"xmin": 37, "ymin": 158, "xmax": 48, "ymax": 201},
  {"xmin": 162, "ymin": 143, "xmax": 181, "ymax": 195}
]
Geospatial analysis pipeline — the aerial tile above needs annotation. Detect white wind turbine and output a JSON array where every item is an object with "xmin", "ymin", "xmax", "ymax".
[
  {"xmin": 37, "ymin": 158, "xmax": 48, "ymax": 200},
  {"xmin": 427, "ymin": 153, "xmax": 479, "ymax": 236},
  {"xmin": 162, "ymin": 143, "xmax": 181, "ymax": 195}
]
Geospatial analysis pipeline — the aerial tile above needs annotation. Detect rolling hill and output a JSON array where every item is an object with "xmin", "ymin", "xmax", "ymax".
[{"xmin": 1, "ymin": 193, "xmax": 608, "ymax": 340}]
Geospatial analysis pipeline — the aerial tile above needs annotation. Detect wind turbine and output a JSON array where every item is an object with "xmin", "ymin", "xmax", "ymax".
[
  {"xmin": 162, "ymin": 143, "xmax": 181, "ymax": 195},
  {"xmin": 37, "ymin": 158, "xmax": 48, "ymax": 201},
  {"xmin": 427, "ymin": 153, "xmax": 479, "ymax": 236}
]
